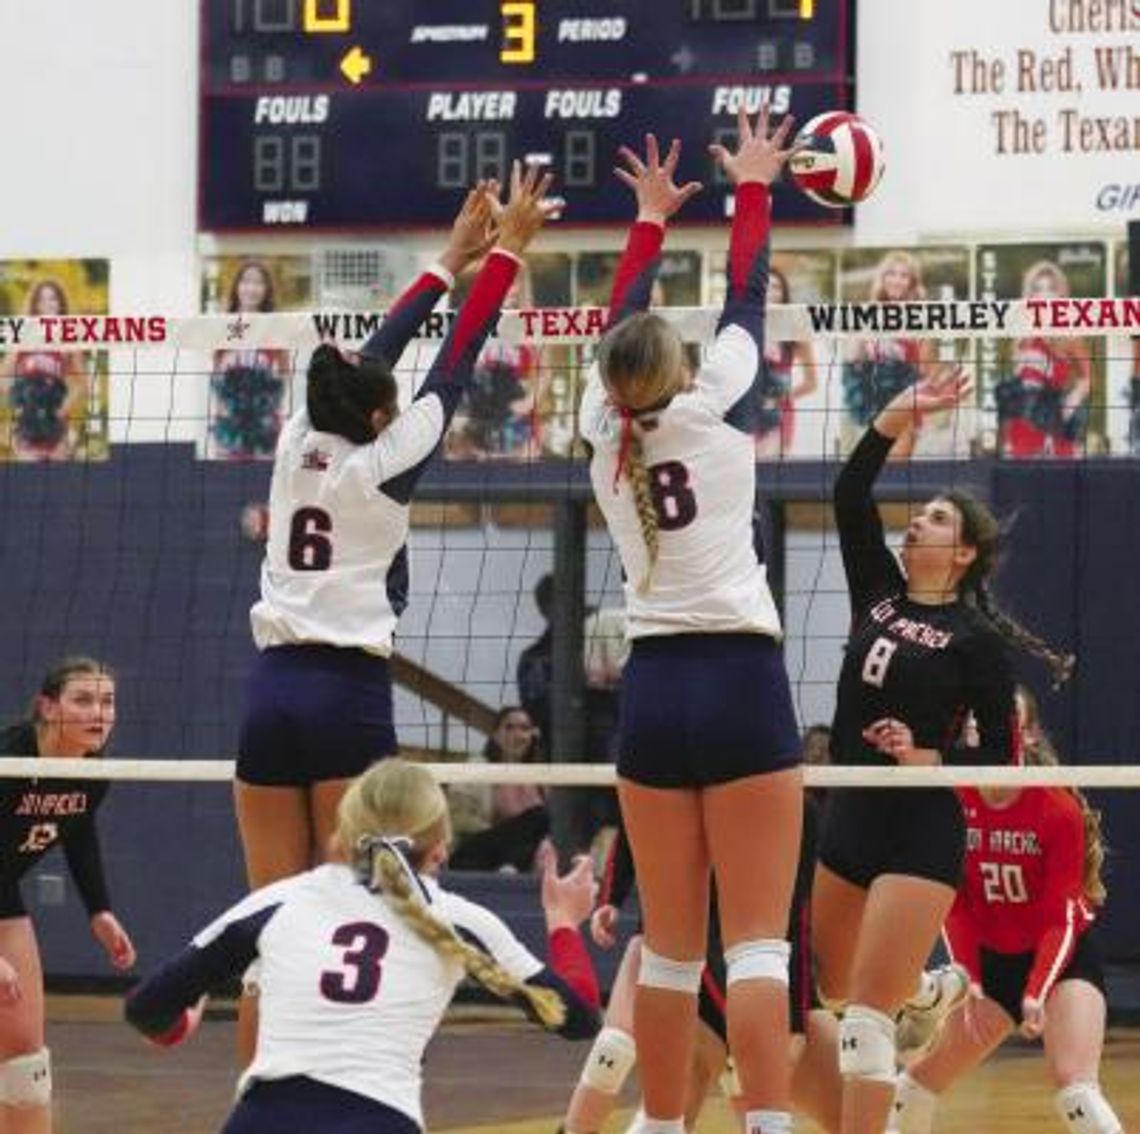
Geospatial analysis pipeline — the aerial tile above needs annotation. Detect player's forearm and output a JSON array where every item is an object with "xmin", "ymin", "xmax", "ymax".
[
  {"xmin": 359, "ymin": 267, "xmax": 453, "ymax": 367},
  {"xmin": 717, "ymin": 182, "xmax": 771, "ymax": 343},
  {"xmin": 607, "ymin": 221, "xmax": 665, "ymax": 327}
]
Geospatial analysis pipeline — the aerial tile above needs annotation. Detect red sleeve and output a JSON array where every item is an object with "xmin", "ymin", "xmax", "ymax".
[
  {"xmin": 547, "ymin": 926, "xmax": 600, "ymax": 1010},
  {"xmin": 942, "ymin": 890, "xmax": 982, "ymax": 985},
  {"xmin": 607, "ymin": 221, "xmax": 665, "ymax": 327},
  {"xmin": 1025, "ymin": 800, "xmax": 1094, "ymax": 1003}
]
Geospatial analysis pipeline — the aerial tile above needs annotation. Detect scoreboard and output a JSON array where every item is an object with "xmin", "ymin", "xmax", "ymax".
[{"xmin": 198, "ymin": 0, "xmax": 853, "ymax": 231}]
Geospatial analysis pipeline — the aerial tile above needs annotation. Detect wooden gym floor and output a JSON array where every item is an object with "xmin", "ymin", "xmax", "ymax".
[{"xmin": 44, "ymin": 997, "xmax": 1140, "ymax": 1132}]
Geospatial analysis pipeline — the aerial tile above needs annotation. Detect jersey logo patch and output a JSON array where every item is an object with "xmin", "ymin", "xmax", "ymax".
[{"xmin": 301, "ymin": 447, "xmax": 331, "ymax": 471}]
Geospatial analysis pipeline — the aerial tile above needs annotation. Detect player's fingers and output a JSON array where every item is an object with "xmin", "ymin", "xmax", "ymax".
[
  {"xmin": 645, "ymin": 133, "xmax": 660, "ymax": 170},
  {"xmin": 772, "ymin": 113, "xmax": 796, "ymax": 149},
  {"xmin": 616, "ymin": 145, "xmax": 644, "ymax": 175},
  {"xmin": 737, "ymin": 106, "xmax": 753, "ymax": 143},
  {"xmin": 614, "ymin": 167, "xmax": 639, "ymax": 191},
  {"xmin": 677, "ymin": 181, "xmax": 703, "ymax": 204},
  {"xmin": 662, "ymin": 137, "xmax": 682, "ymax": 175}
]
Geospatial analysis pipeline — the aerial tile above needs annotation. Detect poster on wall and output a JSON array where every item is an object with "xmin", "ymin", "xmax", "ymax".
[
  {"xmin": 857, "ymin": 1, "xmax": 1140, "ymax": 239},
  {"xmin": 0, "ymin": 259, "xmax": 110, "ymax": 463},
  {"xmin": 1109, "ymin": 240, "xmax": 1138, "ymax": 455},
  {"xmin": 707, "ymin": 249, "xmax": 838, "ymax": 460},
  {"xmin": 445, "ymin": 252, "xmax": 574, "ymax": 461},
  {"xmin": 836, "ymin": 246, "xmax": 974, "ymax": 460},
  {"xmin": 976, "ymin": 242, "xmax": 1109, "ymax": 458},
  {"xmin": 200, "ymin": 255, "xmax": 314, "ymax": 460}
]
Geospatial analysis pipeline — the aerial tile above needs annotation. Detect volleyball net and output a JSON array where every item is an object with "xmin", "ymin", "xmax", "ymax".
[
  {"xmin": 1, "ymin": 296, "xmax": 1137, "ymax": 762},
  {"xmin": 4, "ymin": 297, "xmax": 1140, "ymax": 998}
]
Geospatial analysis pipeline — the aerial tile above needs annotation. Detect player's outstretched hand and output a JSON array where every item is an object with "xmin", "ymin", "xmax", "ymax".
[
  {"xmin": 615, "ymin": 134, "xmax": 702, "ymax": 225},
  {"xmin": 440, "ymin": 180, "xmax": 500, "ymax": 275},
  {"xmin": 589, "ymin": 904, "xmax": 620, "ymax": 949},
  {"xmin": 91, "ymin": 911, "xmax": 137, "ymax": 971},
  {"xmin": 709, "ymin": 103, "xmax": 796, "ymax": 186},
  {"xmin": 542, "ymin": 855, "xmax": 598, "ymax": 931},
  {"xmin": 496, "ymin": 161, "xmax": 564, "ymax": 256},
  {"xmin": 875, "ymin": 365, "xmax": 973, "ymax": 437}
]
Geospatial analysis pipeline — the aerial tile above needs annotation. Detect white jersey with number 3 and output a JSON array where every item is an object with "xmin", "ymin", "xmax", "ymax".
[
  {"xmin": 196, "ymin": 863, "xmax": 541, "ymax": 1127},
  {"xmin": 579, "ymin": 324, "xmax": 783, "ymax": 641}
]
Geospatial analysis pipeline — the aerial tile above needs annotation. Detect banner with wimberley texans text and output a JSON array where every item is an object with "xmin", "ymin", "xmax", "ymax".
[{"xmin": 2, "ymin": 297, "xmax": 1137, "ymax": 354}]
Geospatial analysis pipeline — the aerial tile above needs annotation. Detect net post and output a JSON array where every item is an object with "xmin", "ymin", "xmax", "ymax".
[{"xmin": 549, "ymin": 497, "xmax": 588, "ymax": 865}]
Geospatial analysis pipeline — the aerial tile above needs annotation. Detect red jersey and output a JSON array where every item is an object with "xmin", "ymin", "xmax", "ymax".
[
  {"xmin": 864, "ymin": 338, "xmax": 921, "ymax": 366},
  {"xmin": 1013, "ymin": 337, "xmax": 1073, "ymax": 392},
  {"xmin": 945, "ymin": 786, "xmax": 1097, "ymax": 1004}
]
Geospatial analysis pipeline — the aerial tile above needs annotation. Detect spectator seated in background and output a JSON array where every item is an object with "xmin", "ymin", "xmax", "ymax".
[{"xmin": 448, "ymin": 706, "xmax": 553, "ymax": 872}]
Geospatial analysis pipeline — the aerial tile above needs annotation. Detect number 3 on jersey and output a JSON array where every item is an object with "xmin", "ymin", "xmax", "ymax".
[{"xmin": 861, "ymin": 636, "xmax": 897, "ymax": 688}]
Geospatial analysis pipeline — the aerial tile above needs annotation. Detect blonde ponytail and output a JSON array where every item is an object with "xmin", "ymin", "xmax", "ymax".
[
  {"xmin": 624, "ymin": 426, "xmax": 659, "ymax": 593},
  {"xmin": 1021, "ymin": 726, "xmax": 1107, "ymax": 906},
  {"xmin": 366, "ymin": 840, "xmax": 566, "ymax": 1029}
]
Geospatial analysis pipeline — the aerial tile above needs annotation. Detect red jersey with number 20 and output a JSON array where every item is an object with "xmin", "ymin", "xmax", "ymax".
[{"xmin": 944, "ymin": 786, "xmax": 1097, "ymax": 1004}]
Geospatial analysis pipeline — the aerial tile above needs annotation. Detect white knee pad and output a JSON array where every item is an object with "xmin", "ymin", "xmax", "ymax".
[
  {"xmin": 579, "ymin": 1026, "xmax": 637, "ymax": 1094},
  {"xmin": 724, "ymin": 938, "xmax": 790, "ymax": 987},
  {"xmin": 0, "ymin": 1047, "xmax": 52, "ymax": 1108},
  {"xmin": 890, "ymin": 1071, "xmax": 938, "ymax": 1134},
  {"xmin": 637, "ymin": 946, "xmax": 704, "ymax": 994},
  {"xmin": 838, "ymin": 1005, "xmax": 897, "ymax": 1085},
  {"xmin": 1054, "ymin": 1081, "xmax": 1123, "ymax": 1134}
]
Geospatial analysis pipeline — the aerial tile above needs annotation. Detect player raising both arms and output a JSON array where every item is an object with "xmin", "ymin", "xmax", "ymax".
[
  {"xmin": 234, "ymin": 166, "xmax": 560, "ymax": 894},
  {"xmin": 812, "ymin": 370, "xmax": 1075, "ymax": 1134},
  {"xmin": 890, "ymin": 686, "xmax": 1123, "ymax": 1134},
  {"xmin": 579, "ymin": 108, "xmax": 803, "ymax": 1134},
  {"xmin": 126, "ymin": 760, "xmax": 601, "ymax": 1134}
]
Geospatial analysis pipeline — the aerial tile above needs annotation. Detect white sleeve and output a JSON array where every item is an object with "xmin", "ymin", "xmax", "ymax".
[
  {"xmin": 347, "ymin": 394, "xmax": 447, "ymax": 490},
  {"xmin": 577, "ymin": 362, "xmax": 610, "ymax": 447},
  {"xmin": 695, "ymin": 323, "xmax": 760, "ymax": 416},
  {"xmin": 438, "ymin": 891, "xmax": 544, "ymax": 983}
]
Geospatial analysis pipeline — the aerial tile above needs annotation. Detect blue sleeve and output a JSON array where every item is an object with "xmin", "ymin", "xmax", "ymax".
[
  {"xmin": 123, "ymin": 904, "xmax": 279, "ymax": 1038},
  {"xmin": 380, "ymin": 250, "xmax": 520, "ymax": 504},
  {"xmin": 515, "ymin": 967, "xmax": 602, "ymax": 1041},
  {"xmin": 359, "ymin": 269, "xmax": 451, "ymax": 369},
  {"xmin": 717, "ymin": 182, "xmax": 772, "ymax": 349}
]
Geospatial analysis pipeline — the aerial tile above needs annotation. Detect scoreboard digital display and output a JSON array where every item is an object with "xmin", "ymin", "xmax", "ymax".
[{"xmin": 199, "ymin": 0, "xmax": 853, "ymax": 231}]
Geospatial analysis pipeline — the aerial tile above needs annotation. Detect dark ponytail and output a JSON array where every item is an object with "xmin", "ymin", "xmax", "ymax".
[
  {"xmin": 307, "ymin": 345, "xmax": 398, "ymax": 444},
  {"xmin": 943, "ymin": 489, "xmax": 1075, "ymax": 688}
]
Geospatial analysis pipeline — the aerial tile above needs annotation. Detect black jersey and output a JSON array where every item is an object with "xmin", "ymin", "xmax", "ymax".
[
  {"xmin": 0, "ymin": 723, "xmax": 111, "ymax": 916},
  {"xmin": 831, "ymin": 428, "xmax": 1016, "ymax": 768}
]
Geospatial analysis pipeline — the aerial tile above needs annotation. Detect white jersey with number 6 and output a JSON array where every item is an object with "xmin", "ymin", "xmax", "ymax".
[{"xmin": 250, "ymin": 403, "xmax": 448, "ymax": 656}]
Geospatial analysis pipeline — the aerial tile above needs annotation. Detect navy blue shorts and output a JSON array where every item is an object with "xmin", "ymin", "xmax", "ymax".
[
  {"xmin": 223, "ymin": 1077, "xmax": 419, "ymax": 1133},
  {"xmin": 980, "ymin": 930, "xmax": 1106, "ymax": 1025},
  {"xmin": 617, "ymin": 634, "xmax": 801, "ymax": 788},
  {"xmin": 237, "ymin": 644, "xmax": 397, "ymax": 788},
  {"xmin": 818, "ymin": 786, "xmax": 965, "ymax": 890}
]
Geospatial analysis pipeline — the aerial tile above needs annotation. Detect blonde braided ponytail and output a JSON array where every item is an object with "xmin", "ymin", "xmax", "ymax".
[
  {"xmin": 624, "ymin": 426, "xmax": 659, "ymax": 593},
  {"xmin": 367, "ymin": 839, "xmax": 566, "ymax": 1029}
]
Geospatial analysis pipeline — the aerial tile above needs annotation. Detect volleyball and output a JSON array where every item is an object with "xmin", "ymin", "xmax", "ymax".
[{"xmin": 788, "ymin": 112, "xmax": 885, "ymax": 207}]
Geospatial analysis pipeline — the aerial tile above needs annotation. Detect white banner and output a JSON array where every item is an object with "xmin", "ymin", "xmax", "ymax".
[
  {"xmin": 857, "ymin": 0, "xmax": 1140, "ymax": 238},
  {"xmin": 0, "ymin": 299, "xmax": 1138, "ymax": 351}
]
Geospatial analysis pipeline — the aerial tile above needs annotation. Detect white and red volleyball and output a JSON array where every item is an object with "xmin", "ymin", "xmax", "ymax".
[{"xmin": 788, "ymin": 112, "xmax": 885, "ymax": 207}]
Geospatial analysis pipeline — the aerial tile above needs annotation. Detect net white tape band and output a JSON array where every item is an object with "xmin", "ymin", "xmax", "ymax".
[{"xmin": 0, "ymin": 758, "xmax": 1136, "ymax": 787}]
